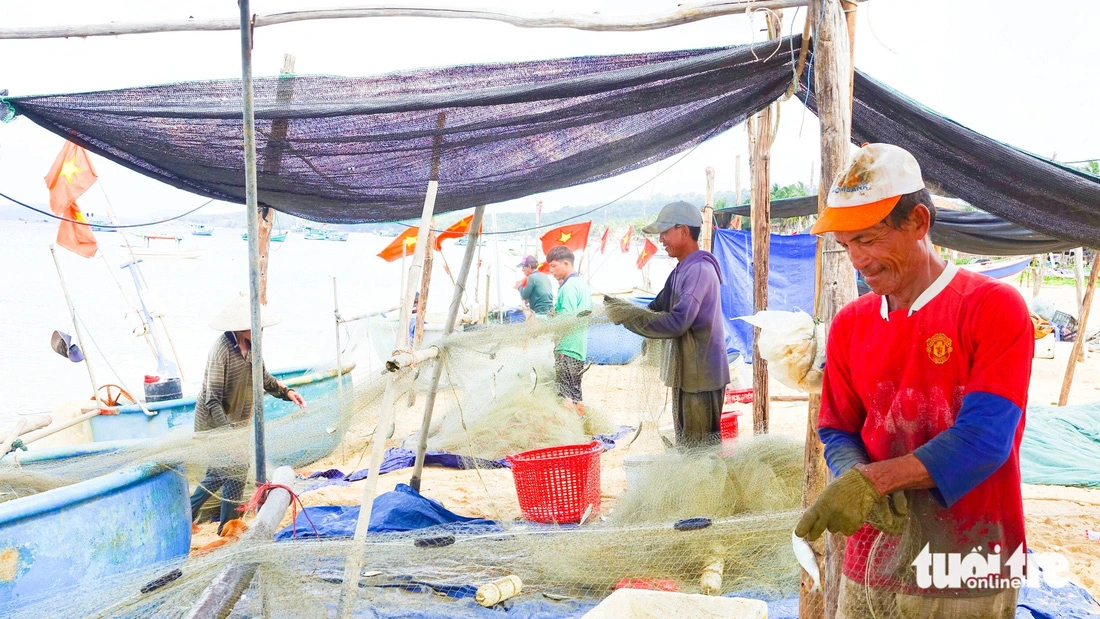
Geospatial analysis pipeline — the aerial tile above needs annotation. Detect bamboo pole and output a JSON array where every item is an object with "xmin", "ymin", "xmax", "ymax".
[
  {"xmin": 1075, "ymin": 247, "xmax": 1088, "ymax": 362},
  {"xmin": 701, "ymin": 167, "xmax": 716, "ymax": 251},
  {"xmin": 258, "ymin": 53, "xmax": 296, "ymax": 306},
  {"xmin": 409, "ymin": 206, "xmax": 487, "ymax": 492},
  {"xmin": 239, "ymin": 0, "xmax": 268, "ymax": 485},
  {"xmin": 803, "ymin": 1, "xmax": 855, "ymax": 618},
  {"xmin": 0, "ymin": 1, "xmax": 815, "ymax": 40},
  {"xmin": 1059, "ymin": 250, "xmax": 1099, "ymax": 406},
  {"xmin": 401, "ymin": 112, "xmax": 446, "ymax": 349}
]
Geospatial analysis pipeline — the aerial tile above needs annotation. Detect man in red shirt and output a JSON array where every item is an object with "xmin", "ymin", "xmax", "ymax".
[{"xmin": 796, "ymin": 144, "xmax": 1032, "ymax": 618}]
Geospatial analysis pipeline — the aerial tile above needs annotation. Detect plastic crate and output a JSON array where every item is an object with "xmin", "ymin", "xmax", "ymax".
[
  {"xmin": 720, "ymin": 411, "xmax": 741, "ymax": 442},
  {"xmin": 725, "ymin": 388, "xmax": 754, "ymax": 404},
  {"xmin": 507, "ymin": 441, "xmax": 602, "ymax": 524}
]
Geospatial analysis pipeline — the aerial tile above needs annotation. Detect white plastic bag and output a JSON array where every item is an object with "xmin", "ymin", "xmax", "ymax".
[{"xmin": 738, "ymin": 310, "xmax": 825, "ymax": 394}]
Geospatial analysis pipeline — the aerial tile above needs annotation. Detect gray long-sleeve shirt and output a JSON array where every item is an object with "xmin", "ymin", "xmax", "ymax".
[
  {"xmin": 194, "ymin": 332, "xmax": 291, "ymax": 432},
  {"xmin": 620, "ymin": 250, "xmax": 730, "ymax": 393}
]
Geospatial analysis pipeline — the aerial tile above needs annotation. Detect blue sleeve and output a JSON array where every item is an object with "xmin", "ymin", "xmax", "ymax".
[
  {"xmin": 817, "ymin": 427, "xmax": 869, "ymax": 477},
  {"xmin": 913, "ymin": 391, "xmax": 1022, "ymax": 508}
]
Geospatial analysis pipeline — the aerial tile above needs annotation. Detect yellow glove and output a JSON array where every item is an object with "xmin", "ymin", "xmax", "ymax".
[
  {"xmin": 867, "ymin": 490, "xmax": 909, "ymax": 536},
  {"xmin": 795, "ymin": 467, "xmax": 882, "ymax": 541}
]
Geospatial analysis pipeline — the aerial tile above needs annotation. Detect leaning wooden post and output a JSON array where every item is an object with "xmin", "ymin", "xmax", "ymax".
[
  {"xmin": 747, "ymin": 107, "xmax": 773, "ymax": 435},
  {"xmin": 406, "ymin": 228, "xmax": 436, "ymax": 406},
  {"xmin": 409, "ymin": 206, "xmax": 486, "ymax": 492},
  {"xmin": 701, "ymin": 167, "xmax": 715, "ymax": 251},
  {"xmin": 803, "ymin": 1, "xmax": 855, "ymax": 618},
  {"xmin": 257, "ymin": 53, "xmax": 296, "ymax": 305},
  {"xmin": 1059, "ymin": 250, "xmax": 1099, "ymax": 406},
  {"xmin": 401, "ymin": 112, "xmax": 446, "ymax": 349}
]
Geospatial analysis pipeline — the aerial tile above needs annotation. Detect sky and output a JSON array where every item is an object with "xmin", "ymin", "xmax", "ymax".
[{"xmin": 0, "ymin": 0, "xmax": 1097, "ymax": 221}]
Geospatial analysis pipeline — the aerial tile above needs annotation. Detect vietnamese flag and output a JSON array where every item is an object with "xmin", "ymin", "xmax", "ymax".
[
  {"xmin": 599, "ymin": 227, "xmax": 610, "ymax": 254},
  {"xmin": 377, "ymin": 227, "xmax": 419, "ymax": 262},
  {"xmin": 434, "ymin": 214, "xmax": 479, "ymax": 250},
  {"xmin": 620, "ymin": 226, "xmax": 633, "ymax": 253},
  {"xmin": 57, "ymin": 202, "xmax": 99, "ymax": 258},
  {"xmin": 540, "ymin": 221, "xmax": 591, "ymax": 255},
  {"xmin": 636, "ymin": 238, "xmax": 658, "ymax": 269},
  {"xmin": 45, "ymin": 141, "xmax": 98, "ymax": 217}
]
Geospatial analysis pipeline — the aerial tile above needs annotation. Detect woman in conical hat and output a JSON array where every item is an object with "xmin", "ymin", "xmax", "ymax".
[{"xmin": 189, "ymin": 293, "xmax": 305, "ymax": 535}]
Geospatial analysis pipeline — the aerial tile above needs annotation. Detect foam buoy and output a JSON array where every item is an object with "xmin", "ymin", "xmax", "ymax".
[{"xmin": 475, "ymin": 574, "xmax": 523, "ymax": 607}]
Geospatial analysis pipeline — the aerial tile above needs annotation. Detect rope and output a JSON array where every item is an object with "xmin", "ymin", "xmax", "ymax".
[
  {"xmin": 237, "ymin": 481, "xmax": 319, "ymax": 540},
  {"xmin": 0, "ymin": 190, "xmax": 213, "ymax": 229}
]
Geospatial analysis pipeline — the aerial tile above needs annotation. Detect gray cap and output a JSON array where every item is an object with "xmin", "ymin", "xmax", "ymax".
[{"xmin": 641, "ymin": 201, "xmax": 703, "ymax": 234}]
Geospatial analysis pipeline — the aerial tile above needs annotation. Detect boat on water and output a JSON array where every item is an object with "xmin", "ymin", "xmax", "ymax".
[
  {"xmin": 960, "ymin": 256, "xmax": 1032, "ymax": 280},
  {"xmin": 127, "ymin": 234, "xmax": 202, "ymax": 259},
  {"xmin": 0, "ymin": 455, "xmax": 190, "ymax": 607},
  {"xmin": 305, "ymin": 226, "xmax": 348, "ymax": 241},
  {"xmin": 241, "ymin": 231, "xmax": 288, "ymax": 242},
  {"xmin": 190, "ymin": 223, "xmax": 214, "ymax": 236},
  {"xmin": 89, "ymin": 365, "xmax": 354, "ymax": 449}
]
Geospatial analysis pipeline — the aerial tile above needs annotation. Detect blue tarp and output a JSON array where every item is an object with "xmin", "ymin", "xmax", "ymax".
[
  {"xmin": 1020, "ymin": 402, "xmax": 1100, "ymax": 487},
  {"xmin": 275, "ymin": 483, "xmax": 499, "ymax": 540},
  {"xmin": 712, "ymin": 229, "xmax": 818, "ymax": 360}
]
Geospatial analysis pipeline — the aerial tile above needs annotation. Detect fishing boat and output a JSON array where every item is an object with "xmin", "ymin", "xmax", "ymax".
[
  {"xmin": 0, "ymin": 454, "xmax": 190, "ymax": 607},
  {"xmin": 127, "ymin": 234, "xmax": 202, "ymax": 259},
  {"xmin": 88, "ymin": 365, "xmax": 354, "ymax": 446},
  {"xmin": 960, "ymin": 256, "xmax": 1032, "ymax": 280},
  {"xmin": 304, "ymin": 226, "xmax": 348, "ymax": 241},
  {"xmin": 190, "ymin": 223, "xmax": 214, "ymax": 236},
  {"xmin": 241, "ymin": 231, "xmax": 287, "ymax": 242},
  {"xmin": 326, "ymin": 231, "xmax": 349, "ymax": 242}
]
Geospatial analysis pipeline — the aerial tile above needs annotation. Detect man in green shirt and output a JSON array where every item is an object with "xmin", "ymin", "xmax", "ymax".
[
  {"xmin": 547, "ymin": 245, "xmax": 592, "ymax": 413},
  {"xmin": 515, "ymin": 255, "xmax": 554, "ymax": 315}
]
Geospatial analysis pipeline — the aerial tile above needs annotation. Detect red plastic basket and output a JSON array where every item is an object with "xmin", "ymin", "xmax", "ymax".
[
  {"xmin": 724, "ymin": 388, "xmax": 754, "ymax": 404},
  {"xmin": 720, "ymin": 411, "xmax": 741, "ymax": 441},
  {"xmin": 507, "ymin": 441, "xmax": 602, "ymax": 524}
]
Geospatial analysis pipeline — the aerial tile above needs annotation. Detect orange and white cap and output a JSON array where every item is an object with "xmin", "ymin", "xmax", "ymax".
[{"xmin": 810, "ymin": 143, "xmax": 925, "ymax": 235}]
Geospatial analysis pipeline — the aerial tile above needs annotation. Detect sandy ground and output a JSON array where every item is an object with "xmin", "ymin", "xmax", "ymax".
[{"xmin": 185, "ymin": 282, "xmax": 1100, "ymax": 599}]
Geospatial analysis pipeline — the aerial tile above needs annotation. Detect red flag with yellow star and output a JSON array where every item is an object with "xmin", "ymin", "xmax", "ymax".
[
  {"xmin": 45, "ymin": 141, "xmax": 98, "ymax": 217},
  {"xmin": 57, "ymin": 203, "xmax": 100, "ymax": 258},
  {"xmin": 620, "ymin": 225, "xmax": 633, "ymax": 253},
  {"xmin": 636, "ymin": 238, "xmax": 658, "ymax": 269},
  {"xmin": 433, "ymin": 214, "xmax": 479, "ymax": 250},
  {"xmin": 377, "ymin": 227, "xmax": 419, "ymax": 262},
  {"xmin": 539, "ymin": 221, "xmax": 591, "ymax": 255}
]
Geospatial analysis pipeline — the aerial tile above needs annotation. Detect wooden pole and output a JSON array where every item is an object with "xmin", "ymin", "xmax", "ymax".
[
  {"xmin": 258, "ymin": 53, "xmax": 296, "ymax": 306},
  {"xmin": 701, "ymin": 167, "xmax": 716, "ymax": 251},
  {"xmin": 803, "ymin": 1, "xmax": 855, "ymax": 618},
  {"xmin": 409, "ymin": 206, "xmax": 487, "ymax": 492},
  {"xmin": 1075, "ymin": 247, "xmax": 1088, "ymax": 362},
  {"xmin": 50, "ymin": 245, "xmax": 103, "ymax": 406},
  {"xmin": 1059, "ymin": 250, "xmax": 1099, "ymax": 406},
  {"xmin": 1032, "ymin": 254, "xmax": 1045, "ymax": 297},
  {"xmin": 401, "ymin": 112, "xmax": 446, "ymax": 348},
  {"xmin": 0, "ymin": 1, "xmax": 814, "ymax": 40}
]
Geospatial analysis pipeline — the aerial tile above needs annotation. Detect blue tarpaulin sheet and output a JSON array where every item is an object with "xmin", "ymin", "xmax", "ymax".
[
  {"xmin": 1020, "ymin": 402, "xmax": 1100, "ymax": 487},
  {"xmin": 712, "ymin": 229, "xmax": 818, "ymax": 360},
  {"xmin": 275, "ymin": 483, "xmax": 499, "ymax": 540}
]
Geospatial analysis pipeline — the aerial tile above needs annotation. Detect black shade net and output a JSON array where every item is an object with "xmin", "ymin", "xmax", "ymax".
[
  {"xmin": 5, "ymin": 37, "xmax": 800, "ymax": 224},
  {"xmin": 716, "ymin": 196, "xmax": 1078, "ymax": 255},
  {"xmin": 800, "ymin": 69, "xmax": 1100, "ymax": 248}
]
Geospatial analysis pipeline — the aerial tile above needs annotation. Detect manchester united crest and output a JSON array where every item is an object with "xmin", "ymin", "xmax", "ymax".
[{"xmin": 926, "ymin": 333, "xmax": 953, "ymax": 365}]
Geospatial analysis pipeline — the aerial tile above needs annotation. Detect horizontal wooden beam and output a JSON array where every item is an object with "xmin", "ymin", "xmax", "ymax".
[{"xmin": 0, "ymin": 1, "xmax": 813, "ymax": 40}]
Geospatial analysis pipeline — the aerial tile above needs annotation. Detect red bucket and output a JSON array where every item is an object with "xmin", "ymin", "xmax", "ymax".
[{"xmin": 507, "ymin": 441, "xmax": 602, "ymax": 524}]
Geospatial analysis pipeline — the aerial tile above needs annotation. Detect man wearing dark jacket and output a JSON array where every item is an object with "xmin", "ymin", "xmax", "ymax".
[{"xmin": 605, "ymin": 201, "xmax": 729, "ymax": 447}]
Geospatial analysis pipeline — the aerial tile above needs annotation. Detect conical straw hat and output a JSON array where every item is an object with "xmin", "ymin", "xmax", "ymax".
[{"xmin": 209, "ymin": 292, "xmax": 281, "ymax": 331}]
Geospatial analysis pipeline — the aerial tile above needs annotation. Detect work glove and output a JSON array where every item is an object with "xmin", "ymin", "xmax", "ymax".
[
  {"xmin": 602, "ymin": 295, "xmax": 632, "ymax": 325},
  {"xmin": 867, "ymin": 490, "xmax": 909, "ymax": 536},
  {"xmin": 795, "ymin": 467, "xmax": 882, "ymax": 541}
]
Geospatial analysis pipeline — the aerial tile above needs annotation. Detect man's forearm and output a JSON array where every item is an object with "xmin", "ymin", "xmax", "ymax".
[{"xmin": 856, "ymin": 454, "xmax": 936, "ymax": 496}]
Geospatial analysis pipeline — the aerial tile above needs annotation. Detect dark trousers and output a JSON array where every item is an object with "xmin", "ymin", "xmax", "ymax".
[
  {"xmin": 672, "ymin": 387, "xmax": 723, "ymax": 448},
  {"xmin": 189, "ymin": 467, "xmax": 246, "ymax": 534}
]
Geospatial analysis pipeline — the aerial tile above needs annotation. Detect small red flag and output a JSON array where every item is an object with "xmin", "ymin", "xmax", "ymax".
[
  {"xmin": 377, "ymin": 227, "xmax": 419, "ymax": 262},
  {"xmin": 434, "ymin": 214, "xmax": 480, "ymax": 250},
  {"xmin": 540, "ymin": 221, "xmax": 591, "ymax": 255},
  {"xmin": 599, "ymin": 227, "xmax": 609, "ymax": 254},
  {"xmin": 57, "ymin": 202, "xmax": 99, "ymax": 258},
  {"xmin": 537, "ymin": 261, "xmax": 550, "ymax": 274},
  {"xmin": 45, "ymin": 141, "xmax": 98, "ymax": 217},
  {"xmin": 620, "ymin": 226, "xmax": 633, "ymax": 253},
  {"xmin": 636, "ymin": 238, "xmax": 658, "ymax": 269}
]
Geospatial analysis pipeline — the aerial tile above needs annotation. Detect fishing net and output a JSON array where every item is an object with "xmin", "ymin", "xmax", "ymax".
[{"xmin": 0, "ymin": 309, "xmax": 859, "ymax": 618}]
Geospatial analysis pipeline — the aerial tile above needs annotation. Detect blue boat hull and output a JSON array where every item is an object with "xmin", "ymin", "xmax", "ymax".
[{"xmin": 0, "ymin": 463, "xmax": 190, "ymax": 607}]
